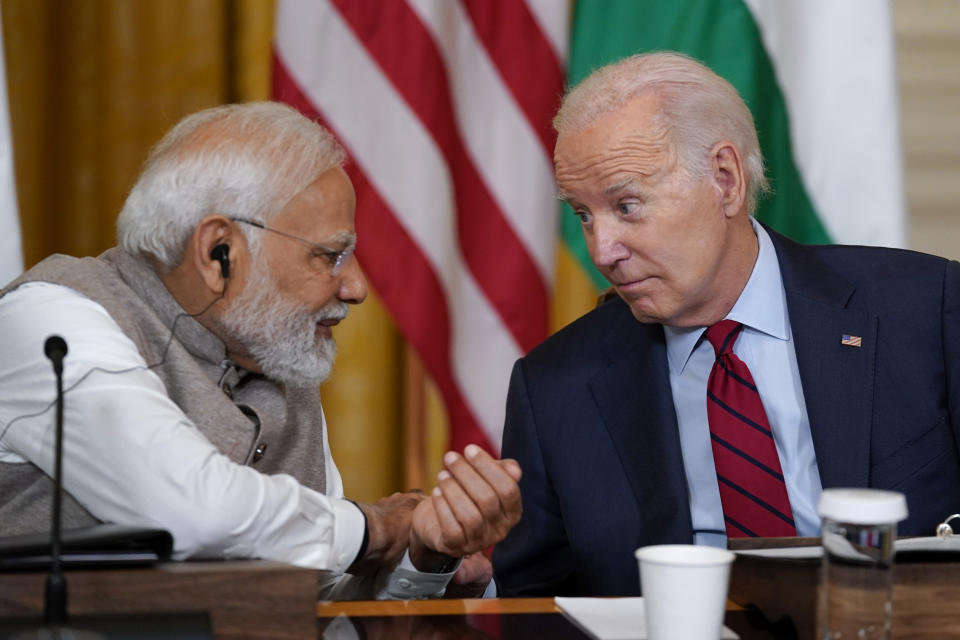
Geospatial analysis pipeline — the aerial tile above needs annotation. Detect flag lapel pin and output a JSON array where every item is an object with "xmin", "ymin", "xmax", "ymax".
[{"xmin": 841, "ymin": 334, "xmax": 862, "ymax": 347}]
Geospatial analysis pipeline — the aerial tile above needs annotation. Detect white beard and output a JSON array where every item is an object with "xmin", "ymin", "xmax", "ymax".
[{"xmin": 218, "ymin": 267, "xmax": 348, "ymax": 386}]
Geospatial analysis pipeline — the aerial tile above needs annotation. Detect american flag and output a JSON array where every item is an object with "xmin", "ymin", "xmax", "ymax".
[
  {"xmin": 841, "ymin": 334, "xmax": 863, "ymax": 347},
  {"xmin": 273, "ymin": 0, "xmax": 568, "ymax": 454}
]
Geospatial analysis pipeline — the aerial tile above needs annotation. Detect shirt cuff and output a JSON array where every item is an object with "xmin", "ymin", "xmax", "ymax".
[
  {"xmin": 481, "ymin": 578, "xmax": 497, "ymax": 598},
  {"xmin": 329, "ymin": 498, "xmax": 366, "ymax": 574},
  {"xmin": 377, "ymin": 549, "xmax": 460, "ymax": 599}
]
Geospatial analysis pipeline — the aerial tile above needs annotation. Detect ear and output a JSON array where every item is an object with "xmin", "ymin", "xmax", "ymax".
[
  {"xmin": 187, "ymin": 216, "xmax": 240, "ymax": 294},
  {"xmin": 710, "ymin": 141, "xmax": 747, "ymax": 218}
]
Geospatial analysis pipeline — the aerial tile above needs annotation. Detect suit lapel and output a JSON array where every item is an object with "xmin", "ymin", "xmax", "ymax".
[
  {"xmin": 771, "ymin": 232, "xmax": 876, "ymax": 489},
  {"xmin": 588, "ymin": 306, "xmax": 693, "ymax": 543}
]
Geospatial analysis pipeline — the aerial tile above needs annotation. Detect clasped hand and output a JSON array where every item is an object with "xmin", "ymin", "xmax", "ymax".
[
  {"xmin": 409, "ymin": 444, "xmax": 522, "ymax": 566},
  {"xmin": 353, "ymin": 445, "xmax": 522, "ymax": 593}
]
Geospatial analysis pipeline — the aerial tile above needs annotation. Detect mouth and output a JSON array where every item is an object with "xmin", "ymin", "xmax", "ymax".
[
  {"xmin": 315, "ymin": 318, "xmax": 340, "ymax": 339},
  {"xmin": 313, "ymin": 302, "xmax": 349, "ymax": 340},
  {"xmin": 612, "ymin": 277, "xmax": 650, "ymax": 291}
]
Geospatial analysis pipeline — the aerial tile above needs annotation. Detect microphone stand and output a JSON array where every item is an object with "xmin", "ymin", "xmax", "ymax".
[
  {"xmin": 44, "ymin": 336, "xmax": 68, "ymax": 624},
  {"xmin": 0, "ymin": 336, "xmax": 212, "ymax": 638}
]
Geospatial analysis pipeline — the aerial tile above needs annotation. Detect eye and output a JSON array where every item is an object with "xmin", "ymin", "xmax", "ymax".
[
  {"xmin": 320, "ymin": 250, "xmax": 340, "ymax": 264},
  {"xmin": 574, "ymin": 209, "xmax": 592, "ymax": 224},
  {"xmin": 308, "ymin": 248, "xmax": 340, "ymax": 271},
  {"xmin": 617, "ymin": 201, "xmax": 640, "ymax": 216}
]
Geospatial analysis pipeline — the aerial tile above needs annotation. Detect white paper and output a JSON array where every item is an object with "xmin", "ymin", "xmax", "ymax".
[
  {"xmin": 554, "ymin": 597, "xmax": 739, "ymax": 640},
  {"xmin": 734, "ymin": 536, "xmax": 960, "ymax": 561},
  {"xmin": 895, "ymin": 536, "xmax": 960, "ymax": 553},
  {"xmin": 734, "ymin": 545, "xmax": 823, "ymax": 560}
]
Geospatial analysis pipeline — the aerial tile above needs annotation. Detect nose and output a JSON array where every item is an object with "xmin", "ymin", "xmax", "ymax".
[
  {"xmin": 590, "ymin": 217, "xmax": 630, "ymax": 268},
  {"xmin": 337, "ymin": 254, "xmax": 368, "ymax": 304}
]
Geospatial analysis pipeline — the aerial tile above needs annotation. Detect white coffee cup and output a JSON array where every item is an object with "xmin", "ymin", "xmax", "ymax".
[{"xmin": 635, "ymin": 544, "xmax": 735, "ymax": 639}]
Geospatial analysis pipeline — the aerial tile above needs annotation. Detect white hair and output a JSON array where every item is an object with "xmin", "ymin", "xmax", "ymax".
[
  {"xmin": 554, "ymin": 52, "xmax": 769, "ymax": 213},
  {"xmin": 117, "ymin": 102, "xmax": 347, "ymax": 268}
]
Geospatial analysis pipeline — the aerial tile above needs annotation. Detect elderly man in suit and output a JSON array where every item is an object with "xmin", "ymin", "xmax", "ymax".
[{"xmin": 493, "ymin": 51, "xmax": 960, "ymax": 597}]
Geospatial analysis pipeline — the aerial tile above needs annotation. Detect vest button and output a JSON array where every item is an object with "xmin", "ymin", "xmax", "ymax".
[{"xmin": 252, "ymin": 442, "xmax": 267, "ymax": 463}]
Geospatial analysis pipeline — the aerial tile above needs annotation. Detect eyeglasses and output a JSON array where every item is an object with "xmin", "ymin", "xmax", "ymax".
[{"xmin": 230, "ymin": 217, "xmax": 355, "ymax": 276}]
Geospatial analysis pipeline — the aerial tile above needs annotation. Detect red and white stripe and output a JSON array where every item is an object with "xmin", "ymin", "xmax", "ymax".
[{"xmin": 273, "ymin": 0, "xmax": 567, "ymax": 453}]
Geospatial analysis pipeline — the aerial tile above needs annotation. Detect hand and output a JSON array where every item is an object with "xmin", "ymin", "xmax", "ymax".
[
  {"xmin": 409, "ymin": 444, "xmax": 522, "ymax": 570},
  {"xmin": 349, "ymin": 491, "xmax": 426, "ymax": 574},
  {"xmin": 444, "ymin": 552, "xmax": 494, "ymax": 599}
]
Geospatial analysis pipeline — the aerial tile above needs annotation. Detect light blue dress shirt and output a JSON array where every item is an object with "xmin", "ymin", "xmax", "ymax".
[{"xmin": 664, "ymin": 220, "xmax": 822, "ymax": 547}]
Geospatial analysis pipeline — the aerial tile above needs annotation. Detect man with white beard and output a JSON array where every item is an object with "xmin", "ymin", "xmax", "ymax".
[{"xmin": 0, "ymin": 103, "xmax": 522, "ymax": 599}]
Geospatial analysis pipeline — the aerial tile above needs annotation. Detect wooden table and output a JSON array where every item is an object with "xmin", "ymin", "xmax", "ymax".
[
  {"xmin": 2, "ymin": 552, "xmax": 959, "ymax": 639},
  {"xmin": 728, "ymin": 537, "xmax": 960, "ymax": 639},
  {"xmin": 316, "ymin": 597, "xmax": 803, "ymax": 639},
  {"xmin": 0, "ymin": 560, "xmax": 318, "ymax": 638},
  {"xmin": 318, "ymin": 598, "xmax": 586, "ymax": 639}
]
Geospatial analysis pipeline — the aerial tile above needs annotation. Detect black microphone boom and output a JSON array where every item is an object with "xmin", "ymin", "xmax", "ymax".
[{"xmin": 43, "ymin": 334, "xmax": 68, "ymax": 624}]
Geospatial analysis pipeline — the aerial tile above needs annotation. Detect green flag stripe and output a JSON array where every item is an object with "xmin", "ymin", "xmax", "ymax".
[{"xmin": 563, "ymin": 0, "xmax": 832, "ymax": 291}]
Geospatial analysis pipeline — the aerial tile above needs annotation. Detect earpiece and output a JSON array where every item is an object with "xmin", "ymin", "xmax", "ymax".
[{"xmin": 210, "ymin": 244, "xmax": 230, "ymax": 279}]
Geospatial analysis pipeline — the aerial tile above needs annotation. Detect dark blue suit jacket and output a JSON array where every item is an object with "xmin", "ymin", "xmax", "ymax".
[{"xmin": 493, "ymin": 231, "xmax": 960, "ymax": 597}]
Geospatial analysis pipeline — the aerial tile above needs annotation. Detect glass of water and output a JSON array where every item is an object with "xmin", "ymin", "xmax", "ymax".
[{"xmin": 818, "ymin": 489, "xmax": 908, "ymax": 640}]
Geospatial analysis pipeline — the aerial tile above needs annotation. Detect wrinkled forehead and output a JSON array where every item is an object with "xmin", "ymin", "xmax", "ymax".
[
  {"xmin": 271, "ymin": 167, "xmax": 356, "ymax": 234},
  {"xmin": 554, "ymin": 97, "xmax": 676, "ymax": 195}
]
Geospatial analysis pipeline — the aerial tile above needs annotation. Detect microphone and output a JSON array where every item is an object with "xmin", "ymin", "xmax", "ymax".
[
  {"xmin": 44, "ymin": 336, "xmax": 68, "ymax": 376},
  {"xmin": 43, "ymin": 335, "xmax": 68, "ymax": 624}
]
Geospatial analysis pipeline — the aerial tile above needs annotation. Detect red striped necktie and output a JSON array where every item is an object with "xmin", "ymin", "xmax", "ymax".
[{"xmin": 706, "ymin": 320, "xmax": 797, "ymax": 538}]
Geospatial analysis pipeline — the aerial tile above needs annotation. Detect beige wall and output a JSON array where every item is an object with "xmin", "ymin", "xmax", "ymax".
[{"xmin": 895, "ymin": 0, "xmax": 960, "ymax": 259}]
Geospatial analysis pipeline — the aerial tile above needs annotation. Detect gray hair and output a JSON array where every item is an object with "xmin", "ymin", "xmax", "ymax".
[
  {"xmin": 117, "ymin": 102, "xmax": 347, "ymax": 268},
  {"xmin": 554, "ymin": 52, "xmax": 769, "ymax": 213}
]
